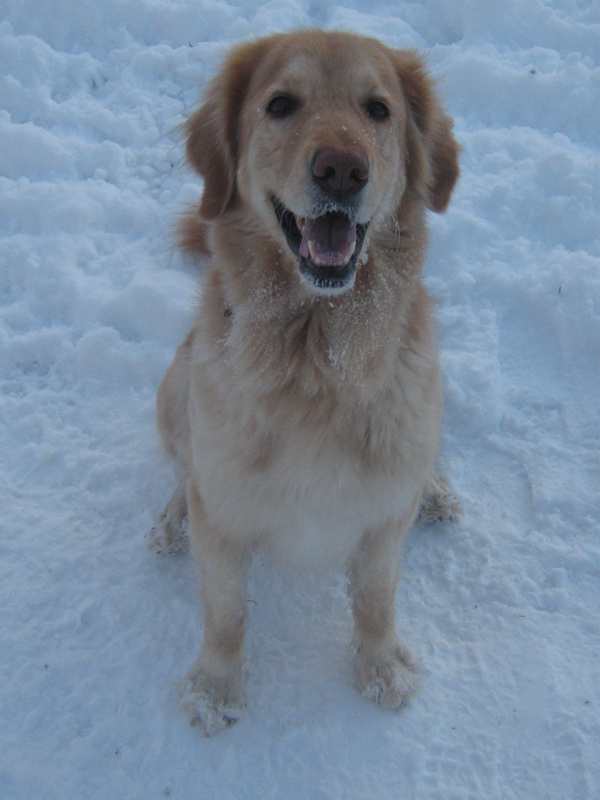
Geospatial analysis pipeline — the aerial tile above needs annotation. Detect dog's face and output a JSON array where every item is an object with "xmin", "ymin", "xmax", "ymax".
[
  {"xmin": 236, "ymin": 39, "xmax": 408, "ymax": 293},
  {"xmin": 186, "ymin": 31, "xmax": 459, "ymax": 293}
]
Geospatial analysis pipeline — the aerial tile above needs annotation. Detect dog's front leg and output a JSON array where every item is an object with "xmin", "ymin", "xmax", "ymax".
[
  {"xmin": 348, "ymin": 516, "xmax": 419, "ymax": 710},
  {"xmin": 180, "ymin": 480, "xmax": 250, "ymax": 736}
]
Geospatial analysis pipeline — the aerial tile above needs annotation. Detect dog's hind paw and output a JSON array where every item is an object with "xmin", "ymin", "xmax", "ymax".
[
  {"xmin": 146, "ymin": 483, "xmax": 189, "ymax": 554},
  {"xmin": 417, "ymin": 473, "xmax": 462, "ymax": 524},
  {"xmin": 145, "ymin": 515, "xmax": 189, "ymax": 554}
]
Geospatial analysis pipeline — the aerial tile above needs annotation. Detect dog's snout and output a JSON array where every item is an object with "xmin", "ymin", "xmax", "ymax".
[{"xmin": 311, "ymin": 147, "xmax": 369, "ymax": 198}]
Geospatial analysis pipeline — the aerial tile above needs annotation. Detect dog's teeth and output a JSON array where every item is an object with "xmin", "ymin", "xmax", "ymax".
[
  {"xmin": 307, "ymin": 239, "xmax": 355, "ymax": 267},
  {"xmin": 308, "ymin": 240, "xmax": 319, "ymax": 263}
]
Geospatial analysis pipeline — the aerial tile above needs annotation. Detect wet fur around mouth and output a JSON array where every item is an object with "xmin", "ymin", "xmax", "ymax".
[{"xmin": 271, "ymin": 196, "xmax": 369, "ymax": 292}]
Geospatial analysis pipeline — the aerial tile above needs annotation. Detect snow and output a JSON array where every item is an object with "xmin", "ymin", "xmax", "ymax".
[{"xmin": 1, "ymin": 1, "xmax": 599, "ymax": 798}]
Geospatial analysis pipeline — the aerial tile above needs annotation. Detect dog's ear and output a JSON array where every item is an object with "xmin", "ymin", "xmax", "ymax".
[
  {"xmin": 185, "ymin": 38, "xmax": 272, "ymax": 220},
  {"xmin": 394, "ymin": 52, "xmax": 460, "ymax": 213}
]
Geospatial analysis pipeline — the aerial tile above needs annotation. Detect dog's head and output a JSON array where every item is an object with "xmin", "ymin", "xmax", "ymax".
[{"xmin": 186, "ymin": 31, "xmax": 459, "ymax": 294}]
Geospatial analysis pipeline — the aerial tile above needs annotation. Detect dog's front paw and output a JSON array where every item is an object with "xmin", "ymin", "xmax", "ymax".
[
  {"xmin": 179, "ymin": 670, "xmax": 246, "ymax": 737},
  {"xmin": 354, "ymin": 641, "xmax": 419, "ymax": 709},
  {"xmin": 180, "ymin": 686, "xmax": 245, "ymax": 737}
]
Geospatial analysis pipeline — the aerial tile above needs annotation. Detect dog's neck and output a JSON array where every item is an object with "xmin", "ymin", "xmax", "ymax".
[{"xmin": 202, "ymin": 201, "xmax": 433, "ymax": 401}]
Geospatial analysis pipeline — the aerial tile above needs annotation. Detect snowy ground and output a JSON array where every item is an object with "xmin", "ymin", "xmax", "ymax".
[{"xmin": 1, "ymin": 1, "xmax": 599, "ymax": 798}]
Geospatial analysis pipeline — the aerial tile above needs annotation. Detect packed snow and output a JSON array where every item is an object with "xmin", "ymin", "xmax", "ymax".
[{"xmin": 1, "ymin": 1, "xmax": 599, "ymax": 798}]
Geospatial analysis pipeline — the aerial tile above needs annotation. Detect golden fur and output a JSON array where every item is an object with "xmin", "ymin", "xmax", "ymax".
[{"xmin": 149, "ymin": 30, "xmax": 460, "ymax": 735}]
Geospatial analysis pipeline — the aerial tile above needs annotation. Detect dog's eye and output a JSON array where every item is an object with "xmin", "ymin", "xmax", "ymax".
[
  {"xmin": 266, "ymin": 94, "xmax": 298, "ymax": 119},
  {"xmin": 366, "ymin": 100, "xmax": 390, "ymax": 121}
]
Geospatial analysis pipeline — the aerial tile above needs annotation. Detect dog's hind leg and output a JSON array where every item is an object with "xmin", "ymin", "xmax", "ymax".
[
  {"xmin": 146, "ymin": 473, "xmax": 189, "ymax": 554},
  {"xmin": 147, "ymin": 330, "xmax": 195, "ymax": 554}
]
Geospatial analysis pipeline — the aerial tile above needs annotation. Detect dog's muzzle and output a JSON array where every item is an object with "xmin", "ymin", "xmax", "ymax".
[
  {"xmin": 271, "ymin": 147, "xmax": 371, "ymax": 292},
  {"xmin": 271, "ymin": 198, "xmax": 369, "ymax": 292}
]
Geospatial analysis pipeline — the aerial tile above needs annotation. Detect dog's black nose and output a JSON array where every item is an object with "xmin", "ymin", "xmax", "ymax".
[{"xmin": 311, "ymin": 147, "xmax": 369, "ymax": 198}]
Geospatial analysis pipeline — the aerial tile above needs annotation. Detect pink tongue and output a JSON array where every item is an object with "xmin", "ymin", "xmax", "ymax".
[{"xmin": 299, "ymin": 213, "xmax": 357, "ymax": 265}]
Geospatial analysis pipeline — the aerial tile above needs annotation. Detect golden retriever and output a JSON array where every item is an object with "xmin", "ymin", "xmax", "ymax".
[{"xmin": 149, "ymin": 29, "xmax": 460, "ymax": 736}]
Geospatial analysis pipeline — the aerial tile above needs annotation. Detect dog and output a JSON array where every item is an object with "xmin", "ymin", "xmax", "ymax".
[{"xmin": 149, "ymin": 29, "xmax": 460, "ymax": 736}]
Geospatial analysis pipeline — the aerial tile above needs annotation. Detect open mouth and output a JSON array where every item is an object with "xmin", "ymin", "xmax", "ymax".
[{"xmin": 271, "ymin": 197, "xmax": 369, "ymax": 292}]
